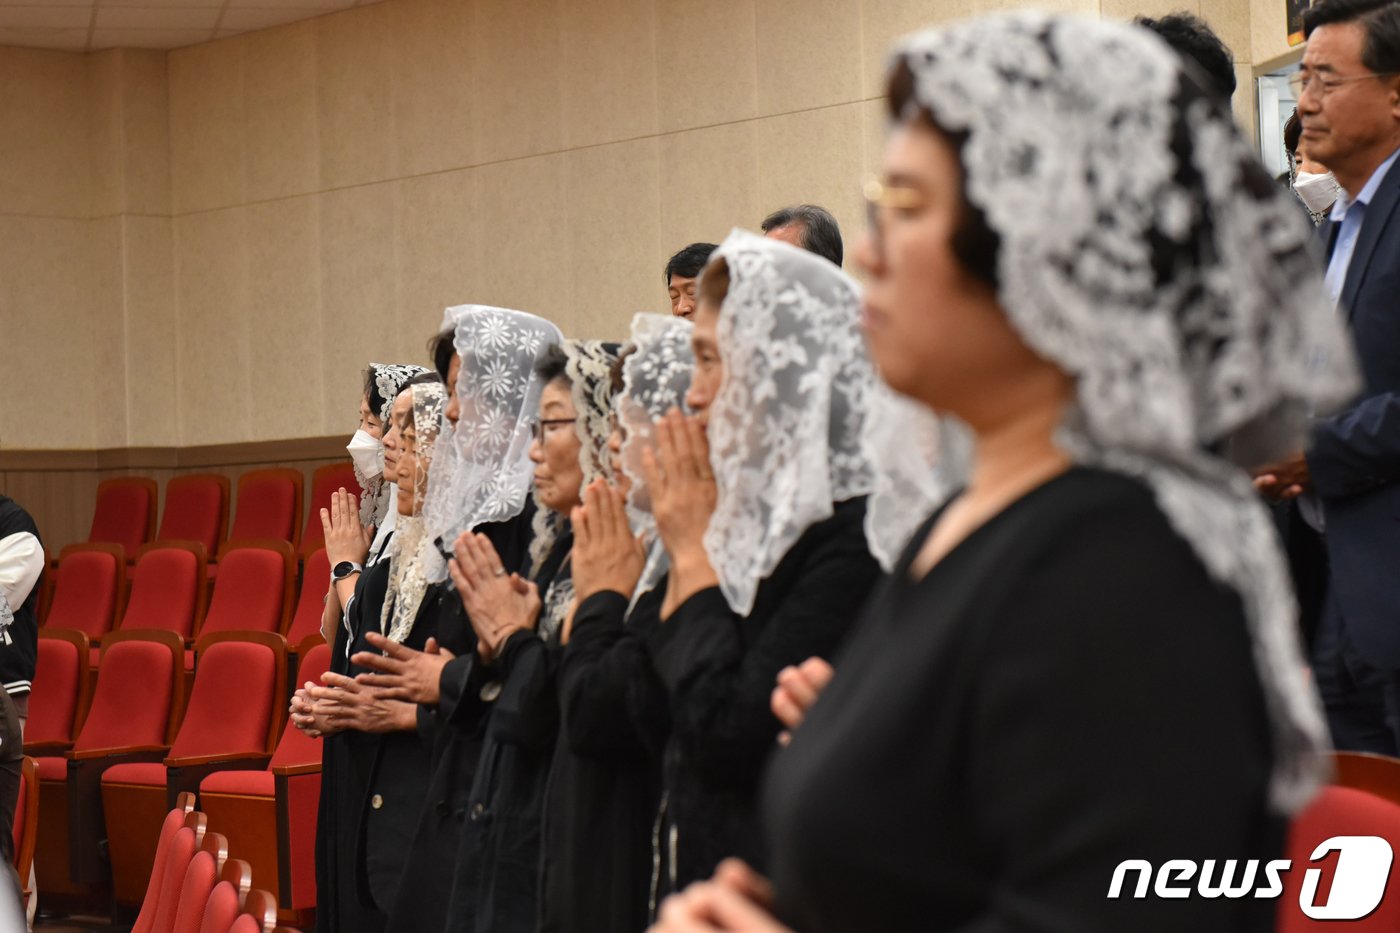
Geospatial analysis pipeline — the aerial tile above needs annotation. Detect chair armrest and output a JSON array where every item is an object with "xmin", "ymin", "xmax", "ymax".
[
  {"xmin": 269, "ymin": 761, "xmax": 321, "ymax": 777},
  {"xmin": 23, "ymin": 740, "xmax": 72, "ymax": 757},
  {"xmin": 66, "ymin": 744, "xmax": 169, "ymax": 761},
  {"xmin": 164, "ymin": 751, "xmax": 272, "ymax": 769}
]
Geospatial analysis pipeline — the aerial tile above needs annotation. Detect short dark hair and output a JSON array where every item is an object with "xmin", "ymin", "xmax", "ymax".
[
  {"xmin": 428, "ymin": 327, "xmax": 455, "ymax": 381},
  {"xmin": 665, "ymin": 243, "xmax": 718, "ymax": 285},
  {"xmin": 760, "ymin": 204, "xmax": 844, "ymax": 266},
  {"xmin": 1283, "ymin": 109, "xmax": 1302, "ymax": 160},
  {"xmin": 1134, "ymin": 13, "xmax": 1237, "ymax": 99},
  {"xmin": 1304, "ymin": 0, "xmax": 1400, "ymax": 77},
  {"xmin": 535, "ymin": 343, "xmax": 570, "ymax": 385}
]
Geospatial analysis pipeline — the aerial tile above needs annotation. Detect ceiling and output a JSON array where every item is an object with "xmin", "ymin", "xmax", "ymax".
[{"xmin": 0, "ymin": 0, "xmax": 384, "ymax": 53}]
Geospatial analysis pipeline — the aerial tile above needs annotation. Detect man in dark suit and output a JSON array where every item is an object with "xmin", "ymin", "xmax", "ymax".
[{"xmin": 1256, "ymin": 0, "xmax": 1400, "ymax": 753}]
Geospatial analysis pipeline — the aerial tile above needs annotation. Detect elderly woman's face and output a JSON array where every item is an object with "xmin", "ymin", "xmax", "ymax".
[
  {"xmin": 856, "ymin": 121, "xmax": 1053, "ymax": 423},
  {"xmin": 529, "ymin": 379, "xmax": 584, "ymax": 515},
  {"xmin": 387, "ymin": 391, "xmax": 421, "ymax": 516},
  {"xmin": 683, "ymin": 301, "xmax": 724, "ymax": 428},
  {"xmin": 358, "ymin": 393, "xmax": 384, "ymax": 440},
  {"xmin": 444, "ymin": 353, "xmax": 463, "ymax": 426}
]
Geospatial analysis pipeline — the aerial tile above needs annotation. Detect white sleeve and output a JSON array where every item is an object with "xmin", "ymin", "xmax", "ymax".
[{"xmin": 0, "ymin": 531, "xmax": 44, "ymax": 609}]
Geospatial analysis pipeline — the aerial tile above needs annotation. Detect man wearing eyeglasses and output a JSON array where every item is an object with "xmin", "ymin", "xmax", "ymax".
[{"xmin": 1257, "ymin": 0, "xmax": 1400, "ymax": 756}]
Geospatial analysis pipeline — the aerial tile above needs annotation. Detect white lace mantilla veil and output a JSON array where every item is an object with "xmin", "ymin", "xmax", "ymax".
[
  {"xmin": 529, "ymin": 339, "xmax": 622, "ymax": 642},
  {"xmin": 379, "ymin": 380, "xmax": 447, "ymax": 645},
  {"xmin": 421, "ymin": 305, "xmax": 565, "ymax": 585},
  {"xmin": 889, "ymin": 12, "xmax": 1360, "ymax": 814},
  {"xmin": 618, "ymin": 313, "xmax": 695, "ymax": 606},
  {"xmin": 359, "ymin": 363, "xmax": 430, "ymax": 528},
  {"xmin": 702, "ymin": 229, "xmax": 883, "ymax": 617}
]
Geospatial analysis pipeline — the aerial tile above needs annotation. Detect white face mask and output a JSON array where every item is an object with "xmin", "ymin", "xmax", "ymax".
[
  {"xmin": 347, "ymin": 429, "xmax": 384, "ymax": 480},
  {"xmin": 1294, "ymin": 170, "xmax": 1341, "ymax": 214}
]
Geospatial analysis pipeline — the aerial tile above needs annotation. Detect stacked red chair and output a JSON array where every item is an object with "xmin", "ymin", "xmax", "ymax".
[
  {"xmin": 13, "ymin": 757, "xmax": 38, "ymax": 918},
  {"xmin": 301, "ymin": 462, "xmax": 361, "ymax": 558},
  {"xmin": 37, "ymin": 630, "xmax": 184, "ymax": 895},
  {"xmin": 101, "ymin": 633, "xmax": 285, "ymax": 908},
  {"xmin": 129, "ymin": 797, "xmax": 198, "ymax": 933},
  {"xmin": 89, "ymin": 477, "xmax": 158, "ymax": 554},
  {"xmin": 157, "ymin": 474, "xmax": 231, "ymax": 558},
  {"xmin": 200, "ymin": 637, "xmax": 328, "ymax": 918},
  {"xmin": 44, "ymin": 544, "xmax": 126, "ymax": 644},
  {"xmin": 195, "ymin": 858, "xmax": 252, "ymax": 933},
  {"xmin": 168, "ymin": 831, "xmax": 229, "ymax": 933}
]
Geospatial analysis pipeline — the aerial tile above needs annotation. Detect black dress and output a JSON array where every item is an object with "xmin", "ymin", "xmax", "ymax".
[
  {"xmin": 650, "ymin": 496, "xmax": 880, "ymax": 898},
  {"xmin": 763, "ymin": 468, "xmax": 1284, "ymax": 933},
  {"xmin": 539, "ymin": 582, "xmax": 670, "ymax": 933},
  {"xmin": 385, "ymin": 511, "xmax": 536, "ymax": 933}
]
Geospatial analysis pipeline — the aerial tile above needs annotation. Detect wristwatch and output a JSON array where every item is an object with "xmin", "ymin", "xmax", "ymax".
[{"xmin": 331, "ymin": 560, "xmax": 364, "ymax": 583}]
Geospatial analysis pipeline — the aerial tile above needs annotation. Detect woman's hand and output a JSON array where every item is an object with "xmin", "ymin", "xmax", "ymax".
[
  {"xmin": 571, "ymin": 479, "xmax": 647, "ymax": 604},
  {"xmin": 352, "ymin": 632, "xmax": 456, "ymax": 705},
  {"xmin": 449, "ymin": 531, "xmax": 541, "ymax": 663},
  {"xmin": 321, "ymin": 487, "xmax": 374, "ymax": 566},
  {"xmin": 642, "ymin": 409, "xmax": 720, "ymax": 617},
  {"xmin": 771, "ymin": 657, "xmax": 835, "ymax": 745},
  {"xmin": 650, "ymin": 861, "xmax": 788, "ymax": 933},
  {"xmin": 289, "ymin": 684, "xmax": 337, "ymax": 738},
  {"xmin": 306, "ymin": 672, "xmax": 417, "ymax": 734}
]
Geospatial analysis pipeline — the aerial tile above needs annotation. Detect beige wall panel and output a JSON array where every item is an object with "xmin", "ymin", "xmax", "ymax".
[
  {"xmin": 0, "ymin": 48, "xmax": 92, "ymax": 219},
  {"xmin": 1199, "ymin": 0, "xmax": 1250, "ymax": 64},
  {"xmin": 121, "ymin": 50, "xmax": 174, "ymax": 216},
  {"xmin": 472, "ymin": 153, "xmax": 573, "ymax": 333},
  {"xmin": 561, "ymin": 0, "xmax": 659, "ymax": 149},
  {"xmin": 390, "ymin": 0, "xmax": 476, "ymax": 177},
  {"xmin": 89, "ymin": 217, "xmax": 130, "ymax": 449},
  {"xmin": 395, "ymin": 168, "xmax": 479, "ymax": 368},
  {"xmin": 122, "ymin": 216, "xmax": 179, "ymax": 447},
  {"xmin": 246, "ymin": 197, "xmax": 325, "ymax": 441},
  {"xmin": 169, "ymin": 39, "xmax": 247, "ymax": 214},
  {"xmin": 175, "ymin": 207, "xmax": 251, "ymax": 444},
  {"xmin": 318, "ymin": 183, "xmax": 402, "ymax": 429},
  {"xmin": 472, "ymin": 0, "xmax": 565, "ymax": 164},
  {"xmin": 1101, "ymin": 0, "xmax": 1197, "ymax": 26},
  {"xmin": 243, "ymin": 22, "xmax": 320, "ymax": 203},
  {"xmin": 755, "ymin": 0, "xmax": 863, "ymax": 117},
  {"xmin": 655, "ymin": 0, "xmax": 758, "ymax": 134},
  {"xmin": 316, "ymin": 4, "xmax": 399, "ymax": 190},
  {"xmin": 857, "ymin": 0, "xmax": 962, "ymax": 100},
  {"xmin": 975, "ymin": 0, "xmax": 1099, "ymax": 14},
  {"xmin": 657, "ymin": 121, "xmax": 762, "ymax": 258},
  {"xmin": 754, "ymin": 104, "xmax": 868, "ymax": 267},
  {"xmin": 566, "ymin": 137, "xmax": 664, "ymax": 339},
  {"xmin": 0, "ymin": 217, "xmax": 98, "ymax": 448},
  {"xmin": 88, "ymin": 52, "xmax": 127, "ymax": 219},
  {"xmin": 1250, "ymin": 0, "xmax": 1294, "ymax": 66}
]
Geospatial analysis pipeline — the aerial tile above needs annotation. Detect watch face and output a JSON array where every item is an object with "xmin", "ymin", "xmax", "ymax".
[{"xmin": 333, "ymin": 561, "xmax": 356, "ymax": 579}]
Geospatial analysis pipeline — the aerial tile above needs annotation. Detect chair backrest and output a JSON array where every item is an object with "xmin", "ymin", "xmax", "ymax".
[
  {"xmin": 1278, "ymin": 785, "xmax": 1400, "ymax": 930},
  {"xmin": 169, "ymin": 849, "xmax": 220, "ymax": 933},
  {"xmin": 45, "ymin": 543, "xmax": 126, "ymax": 640},
  {"xmin": 229, "ymin": 470, "xmax": 303, "ymax": 549},
  {"xmin": 158, "ymin": 474, "xmax": 230, "ymax": 556},
  {"xmin": 197, "ymin": 880, "xmax": 243, "ymax": 933},
  {"xmin": 1330, "ymin": 751, "xmax": 1400, "ymax": 807},
  {"xmin": 90, "ymin": 477, "xmax": 158, "ymax": 552},
  {"xmin": 170, "ymin": 635, "xmax": 285, "ymax": 760},
  {"xmin": 285, "ymin": 548, "xmax": 330, "ymax": 645},
  {"xmin": 129, "ymin": 798, "xmax": 196, "ymax": 933},
  {"xmin": 302, "ymin": 462, "xmax": 362, "ymax": 557},
  {"xmin": 120, "ymin": 545, "xmax": 207, "ymax": 641},
  {"xmin": 26, "ymin": 629, "xmax": 89, "ymax": 749},
  {"xmin": 143, "ymin": 825, "xmax": 199, "ymax": 933},
  {"xmin": 199, "ymin": 544, "xmax": 294, "ymax": 638},
  {"xmin": 239, "ymin": 889, "xmax": 277, "ymax": 933},
  {"xmin": 269, "ymin": 641, "xmax": 331, "ymax": 771},
  {"xmin": 74, "ymin": 632, "xmax": 184, "ymax": 751}
]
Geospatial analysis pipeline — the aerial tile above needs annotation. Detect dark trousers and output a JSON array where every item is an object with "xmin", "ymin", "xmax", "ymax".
[
  {"xmin": 0, "ymin": 690, "xmax": 24, "ymax": 914},
  {"xmin": 1312, "ymin": 591, "xmax": 1400, "ymax": 755}
]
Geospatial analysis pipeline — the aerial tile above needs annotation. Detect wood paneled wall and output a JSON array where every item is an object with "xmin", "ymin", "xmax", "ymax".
[{"xmin": 0, "ymin": 437, "xmax": 351, "ymax": 554}]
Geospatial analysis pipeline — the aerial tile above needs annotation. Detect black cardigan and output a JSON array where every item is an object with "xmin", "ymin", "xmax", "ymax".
[
  {"xmin": 763, "ymin": 468, "xmax": 1284, "ymax": 933},
  {"xmin": 650, "ymin": 496, "xmax": 880, "ymax": 898}
]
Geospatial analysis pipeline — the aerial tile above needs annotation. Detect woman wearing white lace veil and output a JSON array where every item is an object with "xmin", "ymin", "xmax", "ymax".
[
  {"xmin": 641, "ymin": 230, "xmax": 883, "ymax": 902},
  {"xmin": 653, "ymin": 14, "xmax": 1357, "ymax": 933},
  {"xmin": 442, "ymin": 338, "xmax": 621, "ymax": 933},
  {"xmin": 538, "ymin": 313, "xmax": 695, "ymax": 933}
]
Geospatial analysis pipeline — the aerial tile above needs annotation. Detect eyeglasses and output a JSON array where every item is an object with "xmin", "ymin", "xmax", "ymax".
[
  {"xmin": 1288, "ymin": 69, "xmax": 1398, "ymax": 99},
  {"xmin": 531, "ymin": 418, "xmax": 576, "ymax": 442},
  {"xmin": 862, "ymin": 174, "xmax": 927, "ymax": 259}
]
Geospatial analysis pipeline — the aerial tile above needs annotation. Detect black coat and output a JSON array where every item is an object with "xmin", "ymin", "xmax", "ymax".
[
  {"xmin": 763, "ymin": 468, "xmax": 1283, "ymax": 933},
  {"xmin": 539, "ymin": 583, "xmax": 670, "ymax": 933},
  {"xmin": 650, "ymin": 497, "xmax": 879, "ymax": 898}
]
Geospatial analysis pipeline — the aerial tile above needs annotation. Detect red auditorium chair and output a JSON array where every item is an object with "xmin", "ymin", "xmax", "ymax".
[
  {"xmin": 90, "ymin": 476, "xmax": 158, "ymax": 554},
  {"xmin": 13, "ymin": 757, "xmax": 38, "ymax": 917},
  {"xmin": 157, "ymin": 474, "xmax": 231, "ymax": 557},
  {"xmin": 226, "ymin": 470, "xmax": 303, "ymax": 553},
  {"xmin": 301, "ymin": 462, "xmax": 361, "ymax": 558},
  {"xmin": 132, "ymin": 817, "xmax": 204, "ymax": 933},
  {"xmin": 200, "ymin": 637, "xmax": 328, "ymax": 919},
  {"xmin": 117, "ymin": 543, "xmax": 209, "ymax": 655},
  {"xmin": 285, "ymin": 548, "xmax": 330, "ymax": 647},
  {"xmin": 24, "ymin": 629, "xmax": 90, "ymax": 757},
  {"xmin": 1277, "ymin": 785, "xmax": 1400, "ymax": 930},
  {"xmin": 129, "ymin": 798, "xmax": 198, "ymax": 933},
  {"xmin": 168, "ymin": 832, "xmax": 230, "ymax": 933},
  {"xmin": 37, "ymin": 630, "xmax": 184, "ymax": 894},
  {"xmin": 197, "ymin": 858, "xmax": 252, "ymax": 933},
  {"xmin": 1329, "ymin": 751, "xmax": 1400, "ymax": 807},
  {"xmin": 101, "ymin": 633, "xmax": 285, "ymax": 907},
  {"xmin": 187, "ymin": 542, "xmax": 294, "ymax": 671},
  {"xmin": 44, "ymin": 543, "xmax": 126, "ymax": 643},
  {"xmin": 231, "ymin": 888, "xmax": 278, "ymax": 933}
]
